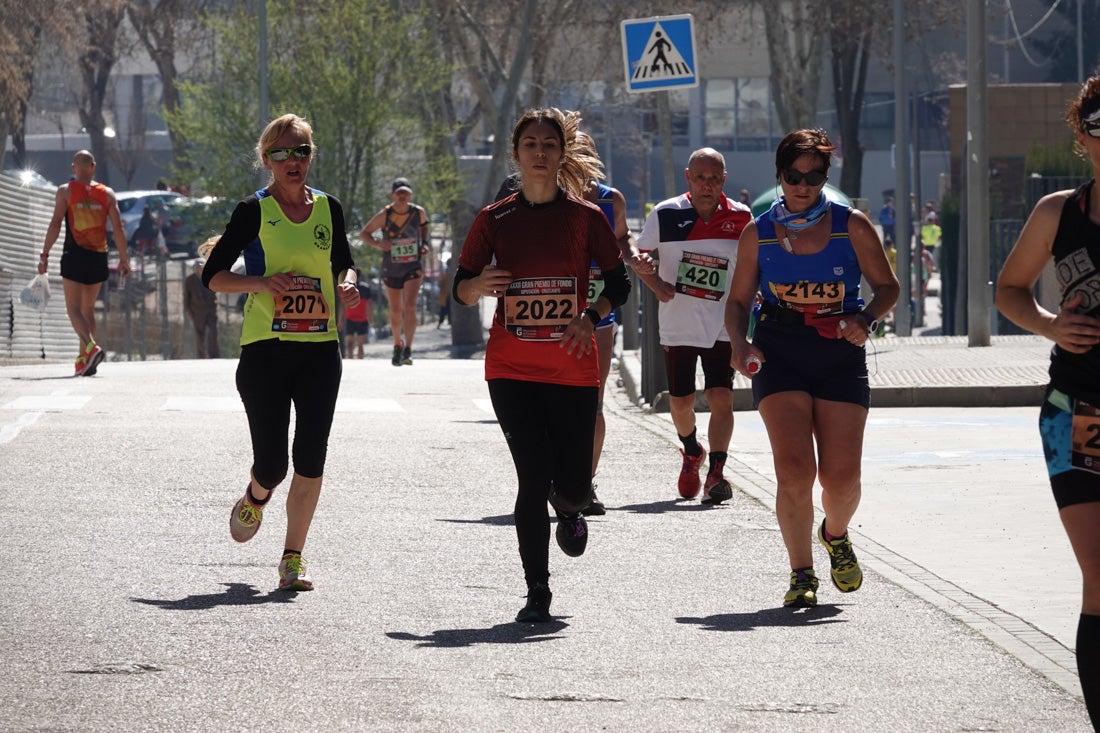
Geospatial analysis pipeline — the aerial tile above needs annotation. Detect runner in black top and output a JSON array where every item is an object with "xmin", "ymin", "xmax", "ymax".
[{"xmin": 996, "ymin": 76, "xmax": 1100, "ymax": 730}]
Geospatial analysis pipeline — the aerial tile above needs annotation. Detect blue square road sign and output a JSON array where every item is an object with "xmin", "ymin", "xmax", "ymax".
[{"xmin": 621, "ymin": 14, "xmax": 698, "ymax": 93}]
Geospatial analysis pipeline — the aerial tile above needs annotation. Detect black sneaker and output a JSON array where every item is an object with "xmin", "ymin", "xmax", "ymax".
[
  {"xmin": 582, "ymin": 482, "xmax": 606, "ymax": 516},
  {"xmin": 401, "ymin": 346, "xmax": 413, "ymax": 365},
  {"xmin": 515, "ymin": 582, "xmax": 552, "ymax": 623},
  {"xmin": 391, "ymin": 345, "xmax": 402, "ymax": 367},
  {"xmin": 555, "ymin": 513, "xmax": 588, "ymax": 557}
]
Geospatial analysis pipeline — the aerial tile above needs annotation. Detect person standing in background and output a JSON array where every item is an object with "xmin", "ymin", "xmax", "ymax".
[
  {"xmin": 344, "ymin": 268, "xmax": 374, "ymax": 358},
  {"xmin": 184, "ymin": 251, "xmax": 219, "ymax": 358}
]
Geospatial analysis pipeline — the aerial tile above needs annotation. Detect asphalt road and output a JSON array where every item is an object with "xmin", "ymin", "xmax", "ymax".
[{"xmin": 0, "ymin": 356, "xmax": 1091, "ymax": 731}]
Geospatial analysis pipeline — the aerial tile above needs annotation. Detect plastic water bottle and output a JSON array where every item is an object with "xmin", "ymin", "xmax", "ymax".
[{"xmin": 744, "ymin": 354, "xmax": 762, "ymax": 375}]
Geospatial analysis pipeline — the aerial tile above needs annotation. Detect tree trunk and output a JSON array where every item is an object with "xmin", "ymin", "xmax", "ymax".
[{"xmin": 830, "ymin": 23, "xmax": 872, "ymax": 198}]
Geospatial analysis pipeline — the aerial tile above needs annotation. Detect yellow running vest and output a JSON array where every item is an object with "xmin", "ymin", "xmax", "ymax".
[{"xmin": 240, "ymin": 192, "xmax": 340, "ymax": 345}]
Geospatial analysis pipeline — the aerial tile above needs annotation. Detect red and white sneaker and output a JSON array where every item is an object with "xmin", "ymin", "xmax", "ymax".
[
  {"xmin": 703, "ymin": 459, "xmax": 733, "ymax": 504},
  {"xmin": 677, "ymin": 445, "xmax": 706, "ymax": 499},
  {"xmin": 82, "ymin": 342, "xmax": 105, "ymax": 376}
]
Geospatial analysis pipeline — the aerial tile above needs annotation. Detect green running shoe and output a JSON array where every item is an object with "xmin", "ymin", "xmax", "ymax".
[
  {"xmin": 784, "ymin": 568, "xmax": 819, "ymax": 608},
  {"xmin": 818, "ymin": 519, "xmax": 863, "ymax": 592}
]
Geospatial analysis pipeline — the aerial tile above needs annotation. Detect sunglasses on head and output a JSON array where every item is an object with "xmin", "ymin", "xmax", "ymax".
[
  {"xmin": 266, "ymin": 144, "xmax": 312, "ymax": 161},
  {"xmin": 782, "ymin": 168, "xmax": 828, "ymax": 187}
]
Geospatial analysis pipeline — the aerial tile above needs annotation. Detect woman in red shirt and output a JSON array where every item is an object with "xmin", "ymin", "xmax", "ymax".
[{"xmin": 453, "ymin": 109, "xmax": 630, "ymax": 622}]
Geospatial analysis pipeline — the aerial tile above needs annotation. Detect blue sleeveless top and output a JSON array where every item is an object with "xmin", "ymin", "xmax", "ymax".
[
  {"xmin": 588, "ymin": 182, "xmax": 617, "ymax": 326},
  {"xmin": 755, "ymin": 201, "xmax": 864, "ymax": 316}
]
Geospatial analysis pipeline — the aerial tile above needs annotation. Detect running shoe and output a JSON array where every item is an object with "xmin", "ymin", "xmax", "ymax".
[
  {"xmin": 702, "ymin": 459, "xmax": 733, "ymax": 504},
  {"xmin": 582, "ymin": 481, "xmax": 606, "ymax": 516},
  {"xmin": 555, "ymin": 513, "xmax": 588, "ymax": 557},
  {"xmin": 784, "ymin": 568, "xmax": 819, "ymax": 607},
  {"xmin": 817, "ymin": 519, "xmax": 863, "ymax": 593},
  {"xmin": 391, "ymin": 344, "xmax": 403, "ymax": 367},
  {"xmin": 401, "ymin": 346, "xmax": 412, "ymax": 365},
  {"xmin": 515, "ymin": 582, "xmax": 552, "ymax": 623},
  {"xmin": 74, "ymin": 354, "xmax": 88, "ymax": 376},
  {"xmin": 677, "ymin": 445, "xmax": 706, "ymax": 499},
  {"xmin": 278, "ymin": 552, "xmax": 313, "ymax": 592},
  {"xmin": 82, "ymin": 342, "xmax": 105, "ymax": 376},
  {"xmin": 229, "ymin": 485, "xmax": 265, "ymax": 543}
]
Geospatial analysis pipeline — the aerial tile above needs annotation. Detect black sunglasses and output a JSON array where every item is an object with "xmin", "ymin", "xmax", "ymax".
[
  {"xmin": 1084, "ymin": 122, "xmax": 1100, "ymax": 139},
  {"xmin": 267, "ymin": 144, "xmax": 313, "ymax": 162},
  {"xmin": 782, "ymin": 168, "xmax": 828, "ymax": 187}
]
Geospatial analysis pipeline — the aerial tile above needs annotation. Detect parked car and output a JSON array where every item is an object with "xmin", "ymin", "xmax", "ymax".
[
  {"xmin": 111, "ymin": 189, "xmax": 182, "ymax": 244},
  {"xmin": 161, "ymin": 195, "xmax": 235, "ymax": 258}
]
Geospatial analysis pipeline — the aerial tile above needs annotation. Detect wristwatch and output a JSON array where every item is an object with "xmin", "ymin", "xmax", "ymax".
[
  {"xmin": 859, "ymin": 311, "xmax": 879, "ymax": 334},
  {"xmin": 584, "ymin": 307, "xmax": 602, "ymax": 326}
]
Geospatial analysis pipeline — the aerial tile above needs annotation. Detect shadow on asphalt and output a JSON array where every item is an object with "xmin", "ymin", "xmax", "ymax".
[
  {"xmin": 386, "ymin": 621, "xmax": 568, "ymax": 648},
  {"xmin": 131, "ymin": 582, "xmax": 296, "ymax": 610},
  {"xmin": 614, "ymin": 499, "xmax": 726, "ymax": 513},
  {"xmin": 437, "ymin": 514, "xmax": 515, "ymax": 526},
  {"xmin": 677, "ymin": 604, "xmax": 846, "ymax": 631}
]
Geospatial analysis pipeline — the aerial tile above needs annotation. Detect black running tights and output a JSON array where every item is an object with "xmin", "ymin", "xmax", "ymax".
[
  {"xmin": 488, "ymin": 378, "xmax": 597, "ymax": 588},
  {"xmin": 1080, "ymin": 613, "xmax": 1100, "ymax": 730},
  {"xmin": 236, "ymin": 339, "xmax": 342, "ymax": 488}
]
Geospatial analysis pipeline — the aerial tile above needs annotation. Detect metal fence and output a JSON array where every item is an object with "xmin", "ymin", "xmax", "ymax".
[{"xmin": 0, "ymin": 173, "xmax": 245, "ymax": 365}]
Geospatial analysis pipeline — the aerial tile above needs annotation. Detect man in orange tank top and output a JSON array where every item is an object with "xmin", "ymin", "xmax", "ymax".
[{"xmin": 37, "ymin": 151, "xmax": 131, "ymax": 375}]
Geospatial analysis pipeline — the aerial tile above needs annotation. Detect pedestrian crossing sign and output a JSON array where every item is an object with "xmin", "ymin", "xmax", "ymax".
[{"xmin": 621, "ymin": 14, "xmax": 698, "ymax": 93}]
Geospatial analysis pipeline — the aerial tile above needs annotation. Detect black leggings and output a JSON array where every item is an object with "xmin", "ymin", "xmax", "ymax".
[
  {"xmin": 488, "ymin": 378, "xmax": 597, "ymax": 588},
  {"xmin": 236, "ymin": 339, "xmax": 342, "ymax": 489}
]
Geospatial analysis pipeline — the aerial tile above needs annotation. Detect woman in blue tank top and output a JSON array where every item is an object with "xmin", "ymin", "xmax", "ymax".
[
  {"xmin": 723, "ymin": 128, "xmax": 899, "ymax": 609},
  {"xmin": 996, "ymin": 76, "xmax": 1100, "ymax": 730}
]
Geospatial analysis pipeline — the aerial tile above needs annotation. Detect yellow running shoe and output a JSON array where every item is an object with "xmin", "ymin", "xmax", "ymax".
[
  {"xmin": 818, "ymin": 519, "xmax": 864, "ymax": 592},
  {"xmin": 278, "ymin": 553, "xmax": 313, "ymax": 592},
  {"xmin": 784, "ymin": 568, "xmax": 819, "ymax": 608},
  {"xmin": 229, "ymin": 485, "xmax": 265, "ymax": 543}
]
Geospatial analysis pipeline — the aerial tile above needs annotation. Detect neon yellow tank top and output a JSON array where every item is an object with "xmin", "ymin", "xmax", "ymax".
[{"xmin": 240, "ymin": 191, "xmax": 340, "ymax": 345}]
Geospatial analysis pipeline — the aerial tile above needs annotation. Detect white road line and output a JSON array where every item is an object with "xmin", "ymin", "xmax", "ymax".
[
  {"xmin": 2, "ymin": 395, "xmax": 91, "ymax": 411},
  {"xmin": 473, "ymin": 399, "xmax": 493, "ymax": 413},
  {"xmin": 0, "ymin": 412, "xmax": 44, "ymax": 444}
]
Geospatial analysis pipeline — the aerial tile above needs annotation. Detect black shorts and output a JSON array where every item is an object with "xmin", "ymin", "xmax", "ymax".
[
  {"xmin": 60, "ymin": 246, "xmax": 108, "ymax": 285},
  {"xmin": 345, "ymin": 320, "xmax": 369, "ymax": 336},
  {"xmin": 751, "ymin": 320, "xmax": 870, "ymax": 409},
  {"xmin": 382, "ymin": 267, "xmax": 423, "ymax": 291},
  {"xmin": 662, "ymin": 342, "xmax": 733, "ymax": 398}
]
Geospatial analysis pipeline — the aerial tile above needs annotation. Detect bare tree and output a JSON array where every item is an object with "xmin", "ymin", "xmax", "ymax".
[
  {"xmin": 0, "ymin": 2, "xmax": 82, "ymax": 167},
  {"xmin": 127, "ymin": 0, "xmax": 212, "ymax": 171},
  {"xmin": 77, "ymin": 0, "xmax": 130, "ymax": 186}
]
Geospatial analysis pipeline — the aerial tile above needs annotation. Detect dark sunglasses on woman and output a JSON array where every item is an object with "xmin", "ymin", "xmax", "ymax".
[{"xmin": 782, "ymin": 168, "xmax": 828, "ymax": 187}]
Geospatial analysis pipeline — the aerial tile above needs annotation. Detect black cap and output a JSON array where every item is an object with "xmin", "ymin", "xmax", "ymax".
[{"xmin": 392, "ymin": 177, "xmax": 412, "ymax": 193}]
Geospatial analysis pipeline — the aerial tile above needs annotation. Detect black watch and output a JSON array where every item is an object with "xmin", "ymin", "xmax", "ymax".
[
  {"xmin": 584, "ymin": 307, "xmax": 602, "ymax": 326},
  {"xmin": 859, "ymin": 311, "xmax": 879, "ymax": 334}
]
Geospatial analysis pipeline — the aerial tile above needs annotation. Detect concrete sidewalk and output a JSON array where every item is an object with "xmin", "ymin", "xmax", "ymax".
[
  {"xmin": 614, "ymin": 335, "xmax": 1086, "ymax": 707},
  {"xmin": 619, "ymin": 334, "xmax": 1053, "ymax": 411}
]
